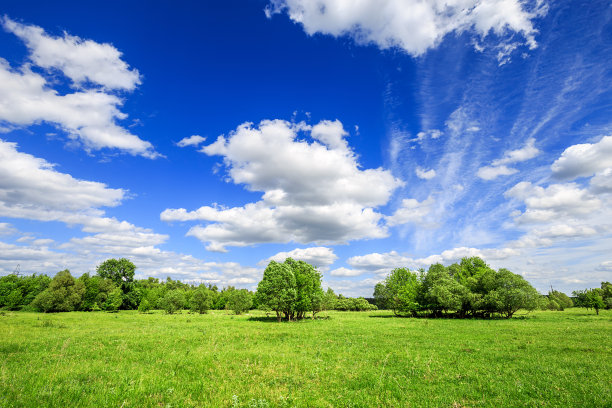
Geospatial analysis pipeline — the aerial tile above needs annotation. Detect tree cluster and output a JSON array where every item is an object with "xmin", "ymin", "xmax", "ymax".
[
  {"xmin": 0, "ymin": 258, "xmax": 256, "ymax": 314},
  {"xmin": 374, "ymin": 257, "xmax": 541, "ymax": 318},
  {"xmin": 572, "ymin": 282, "xmax": 611, "ymax": 315}
]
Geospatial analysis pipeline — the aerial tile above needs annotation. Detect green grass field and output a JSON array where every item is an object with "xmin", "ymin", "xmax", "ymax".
[{"xmin": 1, "ymin": 309, "xmax": 610, "ymax": 407}]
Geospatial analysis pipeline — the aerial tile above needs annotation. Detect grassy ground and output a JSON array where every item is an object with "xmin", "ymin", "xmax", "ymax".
[{"xmin": 0, "ymin": 309, "xmax": 610, "ymax": 407}]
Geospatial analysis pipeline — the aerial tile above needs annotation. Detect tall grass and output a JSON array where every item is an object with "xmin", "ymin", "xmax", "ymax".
[{"xmin": 0, "ymin": 309, "xmax": 610, "ymax": 407}]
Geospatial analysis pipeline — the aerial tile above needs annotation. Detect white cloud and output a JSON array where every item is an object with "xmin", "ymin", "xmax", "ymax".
[
  {"xmin": 329, "ymin": 267, "xmax": 364, "ymax": 277},
  {"xmin": 2, "ymin": 17, "xmax": 141, "ymax": 90},
  {"xmin": 347, "ymin": 250, "xmax": 411, "ymax": 274},
  {"xmin": 477, "ymin": 164, "xmax": 518, "ymax": 180},
  {"xmin": 551, "ymin": 135, "xmax": 612, "ymax": 180},
  {"xmin": 0, "ymin": 18, "xmax": 158, "ymax": 158},
  {"xmin": 262, "ymin": 246, "xmax": 338, "ymax": 269},
  {"xmin": 415, "ymin": 129, "xmax": 443, "ymax": 142},
  {"xmin": 386, "ymin": 196, "xmax": 434, "ymax": 226},
  {"xmin": 0, "ymin": 139, "xmax": 125, "ymax": 217},
  {"xmin": 0, "ymin": 223, "xmax": 16, "ymax": 235},
  {"xmin": 505, "ymin": 181, "xmax": 601, "ymax": 223},
  {"xmin": 491, "ymin": 137, "xmax": 539, "ymax": 166},
  {"xmin": 266, "ymin": 0, "xmax": 544, "ymax": 56},
  {"xmin": 415, "ymin": 167, "xmax": 436, "ymax": 180},
  {"xmin": 477, "ymin": 137, "xmax": 539, "ymax": 180},
  {"xmin": 590, "ymin": 168, "xmax": 612, "ymax": 194},
  {"xmin": 162, "ymin": 119, "xmax": 404, "ymax": 251},
  {"xmin": 177, "ymin": 135, "xmax": 206, "ymax": 148}
]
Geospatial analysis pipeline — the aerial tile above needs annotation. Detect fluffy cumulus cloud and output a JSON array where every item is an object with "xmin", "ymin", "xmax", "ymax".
[
  {"xmin": 477, "ymin": 137, "xmax": 539, "ymax": 180},
  {"xmin": 0, "ymin": 140, "xmax": 125, "ymax": 220},
  {"xmin": 551, "ymin": 135, "xmax": 612, "ymax": 180},
  {"xmin": 0, "ymin": 17, "xmax": 158, "ymax": 158},
  {"xmin": 162, "ymin": 119, "xmax": 409, "ymax": 251},
  {"xmin": 2, "ymin": 16, "xmax": 140, "ymax": 90},
  {"xmin": 262, "ymin": 246, "xmax": 338, "ymax": 269},
  {"xmin": 266, "ymin": 0, "xmax": 545, "ymax": 56},
  {"xmin": 505, "ymin": 181, "xmax": 601, "ymax": 224}
]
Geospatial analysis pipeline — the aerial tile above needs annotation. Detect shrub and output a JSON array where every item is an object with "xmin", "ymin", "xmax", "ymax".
[
  {"xmin": 160, "ymin": 290, "xmax": 185, "ymax": 314},
  {"xmin": 138, "ymin": 298, "xmax": 152, "ymax": 313},
  {"xmin": 227, "ymin": 289, "xmax": 253, "ymax": 315}
]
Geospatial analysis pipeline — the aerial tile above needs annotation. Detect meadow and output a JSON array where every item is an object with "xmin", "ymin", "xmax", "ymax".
[{"xmin": 0, "ymin": 309, "xmax": 610, "ymax": 407}]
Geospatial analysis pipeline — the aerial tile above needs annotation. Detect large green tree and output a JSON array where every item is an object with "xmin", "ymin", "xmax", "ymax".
[
  {"xmin": 96, "ymin": 258, "xmax": 137, "ymax": 309},
  {"xmin": 255, "ymin": 260, "xmax": 297, "ymax": 322},
  {"xmin": 483, "ymin": 269, "xmax": 540, "ymax": 318},
  {"xmin": 31, "ymin": 270, "xmax": 85, "ymax": 313},
  {"xmin": 384, "ymin": 268, "xmax": 421, "ymax": 316},
  {"xmin": 285, "ymin": 258, "xmax": 324, "ymax": 320}
]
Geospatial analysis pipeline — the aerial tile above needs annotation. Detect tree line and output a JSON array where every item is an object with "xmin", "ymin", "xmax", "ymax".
[
  {"xmin": 1, "ymin": 257, "xmax": 609, "ymax": 318},
  {"xmin": 0, "ymin": 258, "xmax": 374, "ymax": 315},
  {"xmin": 372, "ymin": 257, "xmax": 611, "ymax": 318}
]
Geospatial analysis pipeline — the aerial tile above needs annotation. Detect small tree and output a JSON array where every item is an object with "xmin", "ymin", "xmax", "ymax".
[
  {"xmin": 322, "ymin": 288, "xmax": 337, "ymax": 311},
  {"xmin": 574, "ymin": 289, "xmax": 605, "ymax": 315},
  {"xmin": 160, "ymin": 290, "xmax": 185, "ymax": 314},
  {"xmin": 190, "ymin": 286, "xmax": 212, "ymax": 314},
  {"xmin": 227, "ymin": 289, "xmax": 253, "ymax": 315},
  {"xmin": 384, "ymin": 268, "xmax": 421, "ymax": 316},
  {"xmin": 138, "ymin": 298, "xmax": 152, "ymax": 313}
]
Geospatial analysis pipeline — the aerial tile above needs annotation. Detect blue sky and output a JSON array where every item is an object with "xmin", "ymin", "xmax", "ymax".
[{"xmin": 1, "ymin": 0, "xmax": 611, "ymax": 296}]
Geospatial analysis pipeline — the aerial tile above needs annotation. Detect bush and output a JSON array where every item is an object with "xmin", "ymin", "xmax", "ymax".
[
  {"xmin": 160, "ymin": 290, "xmax": 185, "ymax": 314},
  {"xmin": 190, "ymin": 287, "xmax": 212, "ymax": 314},
  {"xmin": 31, "ymin": 270, "xmax": 84, "ymax": 313},
  {"xmin": 227, "ymin": 289, "xmax": 253, "ymax": 315},
  {"xmin": 138, "ymin": 298, "xmax": 152, "ymax": 313}
]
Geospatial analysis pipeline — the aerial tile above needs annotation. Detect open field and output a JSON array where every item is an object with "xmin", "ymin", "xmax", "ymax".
[{"xmin": 1, "ymin": 309, "xmax": 610, "ymax": 407}]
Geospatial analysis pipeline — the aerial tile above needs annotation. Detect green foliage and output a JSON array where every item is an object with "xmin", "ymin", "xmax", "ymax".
[
  {"xmin": 0, "ymin": 274, "xmax": 51, "ymax": 310},
  {"xmin": 255, "ymin": 258, "xmax": 324, "ymax": 321},
  {"xmin": 138, "ymin": 298, "xmax": 151, "ymax": 314},
  {"xmin": 102, "ymin": 288, "xmax": 123, "ymax": 312},
  {"xmin": 547, "ymin": 290, "xmax": 573, "ymax": 311},
  {"xmin": 227, "ymin": 289, "xmax": 253, "ymax": 315},
  {"xmin": 96, "ymin": 258, "xmax": 138, "ymax": 309},
  {"xmin": 78, "ymin": 274, "xmax": 116, "ymax": 311},
  {"xmin": 573, "ymin": 288, "xmax": 605, "ymax": 315},
  {"xmin": 160, "ymin": 290, "xmax": 185, "ymax": 314},
  {"xmin": 31, "ymin": 270, "xmax": 85, "ymax": 313},
  {"xmin": 190, "ymin": 286, "xmax": 212, "ymax": 314},
  {"xmin": 484, "ymin": 268, "xmax": 539, "ymax": 318},
  {"xmin": 256, "ymin": 260, "xmax": 297, "ymax": 322},
  {"xmin": 373, "ymin": 282, "xmax": 390, "ymax": 309},
  {"xmin": 96, "ymin": 258, "xmax": 136, "ymax": 285},
  {"xmin": 322, "ymin": 287, "xmax": 337, "ymax": 311},
  {"xmin": 374, "ymin": 257, "xmax": 541, "ymax": 318},
  {"xmin": 420, "ymin": 263, "xmax": 466, "ymax": 316},
  {"xmin": 384, "ymin": 268, "xmax": 421, "ymax": 316}
]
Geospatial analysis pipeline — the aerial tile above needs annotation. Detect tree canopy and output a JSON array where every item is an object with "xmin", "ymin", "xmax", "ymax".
[{"xmin": 255, "ymin": 258, "xmax": 323, "ymax": 321}]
